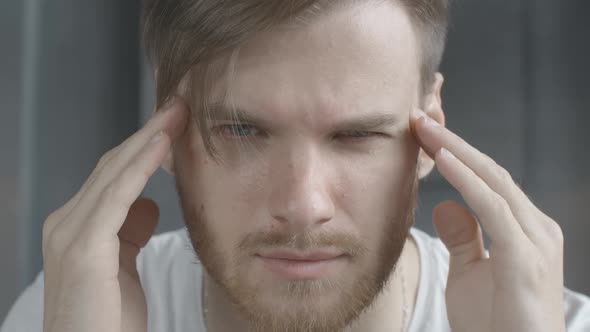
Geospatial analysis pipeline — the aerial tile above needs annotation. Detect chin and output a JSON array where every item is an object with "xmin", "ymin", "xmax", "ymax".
[
  {"xmin": 224, "ymin": 265, "xmax": 381, "ymax": 332},
  {"xmin": 237, "ymin": 286, "xmax": 359, "ymax": 332}
]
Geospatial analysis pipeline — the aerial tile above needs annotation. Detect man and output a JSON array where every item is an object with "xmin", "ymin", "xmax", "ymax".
[{"xmin": 2, "ymin": 0, "xmax": 590, "ymax": 331}]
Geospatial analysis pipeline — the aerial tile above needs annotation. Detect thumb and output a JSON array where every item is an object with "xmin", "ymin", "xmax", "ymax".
[
  {"xmin": 433, "ymin": 200, "xmax": 486, "ymax": 273},
  {"xmin": 118, "ymin": 197, "xmax": 160, "ymax": 278},
  {"xmin": 117, "ymin": 198, "xmax": 158, "ymax": 332}
]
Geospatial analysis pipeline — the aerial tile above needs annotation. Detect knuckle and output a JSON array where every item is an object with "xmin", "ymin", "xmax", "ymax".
[
  {"xmin": 42, "ymin": 222, "xmax": 68, "ymax": 257},
  {"xmin": 100, "ymin": 181, "xmax": 130, "ymax": 210},
  {"xmin": 84, "ymin": 171, "xmax": 100, "ymax": 189},
  {"xmin": 481, "ymin": 152, "xmax": 497, "ymax": 168},
  {"xmin": 43, "ymin": 211, "xmax": 61, "ymax": 241},
  {"xmin": 487, "ymin": 193, "xmax": 511, "ymax": 215},
  {"xmin": 43, "ymin": 210, "xmax": 62, "ymax": 235},
  {"xmin": 97, "ymin": 154, "xmax": 109, "ymax": 168},
  {"xmin": 42, "ymin": 221, "xmax": 55, "ymax": 246},
  {"xmin": 527, "ymin": 255, "xmax": 550, "ymax": 287},
  {"xmin": 512, "ymin": 241, "xmax": 560, "ymax": 291},
  {"xmin": 45, "ymin": 208, "xmax": 62, "ymax": 222},
  {"xmin": 481, "ymin": 153, "xmax": 515, "ymax": 184},
  {"xmin": 99, "ymin": 183, "xmax": 118, "ymax": 206},
  {"xmin": 86, "ymin": 147, "xmax": 119, "ymax": 186},
  {"xmin": 535, "ymin": 258, "xmax": 550, "ymax": 280},
  {"xmin": 97, "ymin": 147, "xmax": 117, "ymax": 168},
  {"xmin": 505, "ymin": 247, "xmax": 548, "ymax": 290},
  {"xmin": 494, "ymin": 165, "xmax": 513, "ymax": 183},
  {"xmin": 546, "ymin": 220, "xmax": 564, "ymax": 247}
]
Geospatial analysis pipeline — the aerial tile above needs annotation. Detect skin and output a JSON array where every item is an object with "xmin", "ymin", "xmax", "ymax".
[
  {"xmin": 40, "ymin": 1, "xmax": 566, "ymax": 332},
  {"xmin": 172, "ymin": 3, "xmax": 425, "ymax": 331}
]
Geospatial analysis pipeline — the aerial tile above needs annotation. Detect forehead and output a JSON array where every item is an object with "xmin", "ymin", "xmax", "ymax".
[{"xmin": 212, "ymin": 1, "xmax": 420, "ymax": 120}]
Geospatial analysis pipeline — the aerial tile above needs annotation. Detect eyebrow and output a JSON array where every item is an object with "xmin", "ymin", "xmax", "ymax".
[
  {"xmin": 207, "ymin": 103, "xmax": 267, "ymax": 125},
  {"xmin": 206, "ymin": 103, "xmax": 404, "ymax": 131},
  {"xmin": 332, "ymin": 113, "xmax": 403, "ymax": 132}
]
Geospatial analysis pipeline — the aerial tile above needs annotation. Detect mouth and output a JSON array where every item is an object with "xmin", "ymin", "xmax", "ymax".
[{"xmin": 255, "ymin": 249, "xmax": 348, "ymax": 280}]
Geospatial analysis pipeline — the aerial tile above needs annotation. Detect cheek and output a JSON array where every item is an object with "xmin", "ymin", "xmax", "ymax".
[
  {"xmin": 178, "ymin": 137, "xmax": 270, "ymax": 252},
  {"xmin": 174, "ymin": 126, "xmax": 264, "ymax": 256},
  {"xmin": 333, "ymin": 139, "xmax": 418, "ymax": 219},
  {"xmin": 328, "ymin": 146, "xmax": 417, "ymax": 260},
  {"xmin": 200, "ymin": 168, "xmax": 267, "ymax": 249},
  {"xmin": 202, "ymin": 147, "xmax": 269, "ymax": 218}
]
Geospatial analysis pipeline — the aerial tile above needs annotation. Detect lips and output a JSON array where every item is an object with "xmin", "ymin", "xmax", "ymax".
[
  {"xmin": 255, "ymin": 249, "xmax": 348, "ymax": 280},
  {"xmin": 256, "ymin": 249, "xmax": 345, "ymax": 261}
]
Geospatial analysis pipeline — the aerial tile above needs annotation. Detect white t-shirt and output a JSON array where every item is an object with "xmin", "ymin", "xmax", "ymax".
[{"xmin": 2, "ymin": 227, "xmax": 590, "ymax": 332}]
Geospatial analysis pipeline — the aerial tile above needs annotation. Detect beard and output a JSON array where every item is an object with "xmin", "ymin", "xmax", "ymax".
[{"xmin": 176, "ymin": 168, "xmax": 419, "ymax": 332}]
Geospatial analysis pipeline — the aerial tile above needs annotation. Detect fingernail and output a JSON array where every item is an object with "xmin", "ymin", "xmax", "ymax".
[
  {"xmin": 413, "ymin": 109, "xmax": 439, "ymax": 127},
  {"xmin": 161, "ymin": 96, "xmax": 177, "ymax": 112},
  {"xmin": 411, "ymin": 109, "xmax": 426, "ymax": 120},
  {"xmin": 439, "ymin": 148, "xmax": 456, "ymax": 159},
  {"xmin": 151, "ymin": 97, "xmax": 179, "ymax": 120},
  {"xmin": 150, "ymin": 131, "xmax": 164, "ymax": 144},
  {"xmin": 424, "ymin": 114, "xmax": 440, "ymax": 127}
]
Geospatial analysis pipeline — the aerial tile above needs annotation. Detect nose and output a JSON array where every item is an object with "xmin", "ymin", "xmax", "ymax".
[{"xmin": 268, "ymin": 144, "xmax": 335, "ymax": 231}]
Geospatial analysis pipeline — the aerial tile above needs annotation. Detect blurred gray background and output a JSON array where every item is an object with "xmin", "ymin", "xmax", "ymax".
[{"xmin": 1, "ymin": 0, "xmax": 589, "ymax": 323}]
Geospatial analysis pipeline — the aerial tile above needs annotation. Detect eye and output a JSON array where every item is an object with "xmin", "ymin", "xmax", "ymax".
[
  {"xmin": 216, "ymin": 124, "xmax": 261, "ymax": 138},
  {"xmin": 334, "ymin": 130, "xmax": 379, "ymax": 140}
]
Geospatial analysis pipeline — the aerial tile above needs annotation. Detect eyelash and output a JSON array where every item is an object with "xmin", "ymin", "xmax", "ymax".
[
  {"xmin": 334, "ymin": 130, "xmax": 378, "ymax": 139},
  {"xmin": 214, "ymin": 124, "xmax": 382, "ymax": 141},
  {"xmin": 216, "ymin": 124, "xmax": 262, "ymax": 138}
]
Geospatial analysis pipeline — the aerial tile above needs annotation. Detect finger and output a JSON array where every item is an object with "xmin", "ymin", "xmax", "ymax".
[
  {"xmin": 43, "ymin": 148, "xmax": 120, "ymax": 237},
  {"xmin": 41, "ymin": 133, "xmax": 166, "ymax": 332},
  {"xmin": 81, "ymin": 131, "xmax": 170, "ymax": 239},
  {"xmin": 47, "ymin": 98, "xmax": 187, "ymax": 236},
  {"xmin": 435, "ymin": 148, "xmax": 526, "ymax": 248},
  {"xmin": 87, "ymin": 98, "xmax": 188, "ymax": 195},
  {"xmin": 118, "ymin": 198, "xmax": 160, "ymax": 249},
  {"xmin": 64, "ymin": 99, "xmax": 187, "ymax": 230},
  {"xmin": 433, "ymin": 200, "xmax": 486, "ymax": 274},
  {"xmin": 411, "ymin": 109, "xmax": 543, "ymax": 238},
  {"xmin": 118, "ymin": 198, "xmax": 159, "ymax": 282}
]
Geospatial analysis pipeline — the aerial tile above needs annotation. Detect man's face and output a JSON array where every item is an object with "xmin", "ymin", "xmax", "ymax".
[{"xmin": 174, "ymin": 2, "xmax": 422, "ymax": 331}]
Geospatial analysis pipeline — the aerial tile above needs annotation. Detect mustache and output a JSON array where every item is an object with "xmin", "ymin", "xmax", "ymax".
[{"xmin": 237, "ymin": 229, "xmax": 368, "ymax": 256}]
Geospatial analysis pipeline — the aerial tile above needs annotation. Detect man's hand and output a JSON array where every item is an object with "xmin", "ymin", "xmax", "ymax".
[
  {"xmin": 411, "ymin": 109, "xmax": 566, "ymax": 332},
  {"xmin": 41, "ymin": 99, "xmax": 188, "ymax": 332}
]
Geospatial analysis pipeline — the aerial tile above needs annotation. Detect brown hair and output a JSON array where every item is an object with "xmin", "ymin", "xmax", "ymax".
[{"xmin": 142, "ymin": 0, "xmax": 450, "ymax": 155}]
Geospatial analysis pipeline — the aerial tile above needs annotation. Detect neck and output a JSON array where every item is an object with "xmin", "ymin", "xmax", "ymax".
[{"xmin": 202, "ymin": 236, "xmax": 420, "ymax": 332}]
